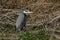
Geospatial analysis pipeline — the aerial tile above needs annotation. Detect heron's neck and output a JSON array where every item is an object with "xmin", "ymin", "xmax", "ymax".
[{"xmin": 23, "ymin": 13, "xmax": 27, "ymax": 16}]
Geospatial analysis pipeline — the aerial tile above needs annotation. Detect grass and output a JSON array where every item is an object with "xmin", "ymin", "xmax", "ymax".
[
  {"xmin": 0, "ymin": 26, "xmax": 50, "ymax": 40},
  {"xmin": 56, "ymin": 27, "xmax": 60, "ymax": 30},
  {"xmin": 17, "ymin": 30, "xmax": 49, "ymax": 40}
]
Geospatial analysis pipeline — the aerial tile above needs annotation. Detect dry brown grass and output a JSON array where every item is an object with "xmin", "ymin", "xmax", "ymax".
[{"xmin": 0, "ymin": 0, "xmax": 60, "ymax": 40}]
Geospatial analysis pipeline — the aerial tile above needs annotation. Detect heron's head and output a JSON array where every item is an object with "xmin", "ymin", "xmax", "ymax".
[{"xmin": 23, "ymin": 10, "xmax": 33, "ymax": 15}]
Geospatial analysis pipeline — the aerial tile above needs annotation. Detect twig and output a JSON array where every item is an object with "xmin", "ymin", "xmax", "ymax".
[
  {"xmin": 48, "ymin": 15, "xmax": 60, "ymax": 40},
  {"xmin": 49, "ymin": 15, "xmax": 60, "ymax": 23},
  {"xmin": 53, "ymin": 35, "xmax": 60, "ymax": 40}
]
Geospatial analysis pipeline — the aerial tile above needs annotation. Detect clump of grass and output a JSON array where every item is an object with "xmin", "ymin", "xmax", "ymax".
[
  {"xmin": 0, "ymin": 26, "xmax": 50, "ymax": 40},
  {"xmin": 56, "ymin": 27, "xmax": 60, "ymax": 30},
  {"xmin": 17, "ymin": 31, "xmax": 49, "ymax": 40},
  {"xmin": 0, "ymin": 26, "xmax": 16, "ymax": 34}
]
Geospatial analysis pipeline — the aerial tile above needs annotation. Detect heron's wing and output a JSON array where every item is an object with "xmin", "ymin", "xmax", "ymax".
[
  {"xmin": 22, "ymin": 15, "xmax": 28, "ymax": 26},
  {"xmin": 16, "ymin": 13, "xmax": 24, "ymax": 27}
]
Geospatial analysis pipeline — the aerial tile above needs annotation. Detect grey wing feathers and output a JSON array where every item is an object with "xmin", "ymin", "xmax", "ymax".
[{"xmin": 16, "ymin": 13, "xmax": 24, "ymax": 28}]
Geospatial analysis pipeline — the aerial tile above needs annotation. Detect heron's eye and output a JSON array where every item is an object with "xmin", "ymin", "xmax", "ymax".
[{"xmin": 25, "ymin": 11, "xmax": 28, "ymax": 12}]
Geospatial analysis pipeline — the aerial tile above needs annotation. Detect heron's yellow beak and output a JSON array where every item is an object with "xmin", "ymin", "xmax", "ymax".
[{"xmin": 28, "ymin": 11, "xmax": 33, "ymax": 13}]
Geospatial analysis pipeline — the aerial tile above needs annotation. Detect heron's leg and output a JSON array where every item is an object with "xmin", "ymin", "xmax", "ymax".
[{"xmin": 16, "ymin": 26, "xmax": 23, "ymax": 32}]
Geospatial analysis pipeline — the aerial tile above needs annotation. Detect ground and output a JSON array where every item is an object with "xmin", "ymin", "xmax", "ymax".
[{"xmin": 0, "ymin": 0, "xmax": 60, "ymax": 40}]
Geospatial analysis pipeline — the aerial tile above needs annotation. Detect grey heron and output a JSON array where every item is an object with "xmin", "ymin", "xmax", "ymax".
[{"xmin": 16, "ymin": 10, "xmax": 33, "ymax": 31}]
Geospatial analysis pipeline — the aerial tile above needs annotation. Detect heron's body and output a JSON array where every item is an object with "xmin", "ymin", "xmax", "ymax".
[
  {"xmin": 16, "ymin": 13, "xmax": 28, "ymax": 31},
  {"xmin": 16, "ymin": 10, "xmax": 33, "ymax": 32}
]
